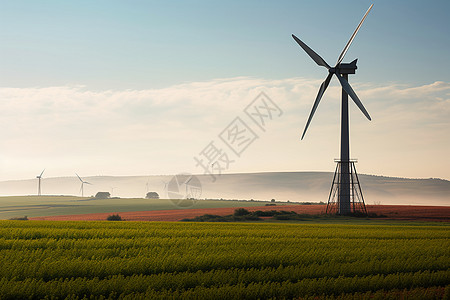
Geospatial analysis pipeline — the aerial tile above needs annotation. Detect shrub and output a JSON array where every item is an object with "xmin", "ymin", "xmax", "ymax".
[
  {"xmin": 9, "ymin": 216, "xmax": 28, "ymax": 220},
  {"xmin": 106, "ymin": 214, "xmax": 123, "ymax": 221},
  {"xmin": 235, "ymin": 215, "xmax": 261, "ymax": 221},
  {"xmin": 233, "ymin": 208, "xmax": 250, "ymax": 216},
  {"xmin": 274, "ymin": 214, "xmax": 302, "ymax": 220},
  {"xmin": 182, "ymin": 213, "xmax": 261, "ymax": 222},
  {"xmin": 146, "ymin": 192, "xmax": 160, "ymax": 199},
  {"xmin": 253, "ymin": 210, "xmax": 280, "ymax": 217},
  {"xmin": 192, "ymin": 214, "xmax": 225, "ymax": 222},
  {"xmin": 367, "ymin": 212, "xmax": 387, "ymax": 218}
]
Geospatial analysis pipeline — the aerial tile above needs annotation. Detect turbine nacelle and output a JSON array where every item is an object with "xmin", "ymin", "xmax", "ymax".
[
  {"xmin": 36, "ymin": 169, "xmax": 45, "ymax": 179},
  {"xmin": 335, "ymin": 59, "xmax": 358, "ymax": 75}
]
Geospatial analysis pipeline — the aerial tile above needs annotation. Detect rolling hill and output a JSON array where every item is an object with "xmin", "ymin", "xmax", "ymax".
[{"xmin": 0, "ymin": 172, "xmax": 448, "ymax": 206}]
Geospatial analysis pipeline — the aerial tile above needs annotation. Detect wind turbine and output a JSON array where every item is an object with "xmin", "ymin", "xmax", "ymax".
[
  {"xmin": 76, "ymin": 173, "xmax": 92, "ymax": 197},
  {"xmin": 161, "ymin": 180, "xmax": 168, "ymax": 197},
  {"xmin": 292, "ymin": 4, "xmax": 373, "ymax": 215},
  {"xmin": 36, "ymin": 169, "xmax": 45, "ymax": 196},
  {"xmin": 184, "ymin": 175, "xmax": 193, "ymax": 199}
]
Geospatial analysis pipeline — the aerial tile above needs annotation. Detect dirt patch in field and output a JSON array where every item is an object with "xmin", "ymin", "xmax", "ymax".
[{"xmin": 30, "ymin": 204, "xmax": 450, "ymax": 222}]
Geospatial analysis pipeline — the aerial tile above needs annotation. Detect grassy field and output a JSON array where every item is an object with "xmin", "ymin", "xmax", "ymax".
[
  {"xmin": 0, "ymin": 220, "xmax": 448, "ymax": 299},
  {"xmin": 0, "ymin": 196, "xmax": 279, "ymax": 220}
]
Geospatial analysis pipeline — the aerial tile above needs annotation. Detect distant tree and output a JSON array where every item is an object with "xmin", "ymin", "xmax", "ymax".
[
  {"xmin": 146, "ymin": 192, "xmax": 159, "ymax": 199},
  {"xmin": 234, "ymin": 208, "xmax": 250, "ymax": 216},
  {"xmin": 9, "ymin": 216, "xmax": 28, "ymax": 220},
  {"xmin": 106, "ymin": 214, "xmax": 122, "ymax": 221},
  {"xmin": 271, "ymin": 199, "xmax": 276, "ymax": 203},
  {"xmin": 95, "ymin": 192, "xmax": 111, "ymax": 199}
]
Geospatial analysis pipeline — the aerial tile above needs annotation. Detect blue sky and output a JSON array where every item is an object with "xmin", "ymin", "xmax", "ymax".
[
  {"xmin": 2, "ymin": 1, "xmax": 449, "ymax": 88},
  {"xmin": 0, "ymin": 1, "xmax": 449, "ymax": 185}
]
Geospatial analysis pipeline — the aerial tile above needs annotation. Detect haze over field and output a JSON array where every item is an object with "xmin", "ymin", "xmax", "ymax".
[
  {"xmin": 0, "ymin": 1, "xmax": 449, "ymax": 195},
  {"xmin": 1, "ymin": 172, "xmax": 448, "ymax": 206}
]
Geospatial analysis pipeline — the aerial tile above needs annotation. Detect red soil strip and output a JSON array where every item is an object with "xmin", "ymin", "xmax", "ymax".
[
  {"xmin": 365, "ymin": 205, "xmax": 450, "ymax": 221},
  {"xmin": 30, "ymin": 205, "xmax": 450, "ymax": 222}
]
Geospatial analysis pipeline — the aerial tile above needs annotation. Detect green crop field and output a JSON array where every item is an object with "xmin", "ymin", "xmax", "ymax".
[
  {"xmin": 0, "ymin": 196, "xmax": 277, "ymax": 220},
  {"xmin": 0, "ymin": 221, "xmax": 448, "ymax": 299}
]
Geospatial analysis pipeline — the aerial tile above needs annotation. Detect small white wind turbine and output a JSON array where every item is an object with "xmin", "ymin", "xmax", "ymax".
[
  {"xmin": 36, "ymin": 169, "xmax": 45, "ymax": 196},
  {"xmin": 161, "ymin": 180, "xmax": 168, "ymax": 198},
  {"xmin": 110, "ymin": 186, "xmax": 117, "ymax": 197},
  {"xmin": 76, "ymin": 173, "xmax": 92, "ymax": 197}
]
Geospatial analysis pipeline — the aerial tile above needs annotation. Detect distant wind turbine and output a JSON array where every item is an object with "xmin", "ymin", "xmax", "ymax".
[
  {"xmin": 184, "ymin": 176, "xmax": 193, "ymax": 198},
  {"xmin": 161, "ymin": 180, "xmax": 168, "ymax": 198},
  {"xmin": 76, "ymin": 173, "xmax": 92, "ymax": 197},
  {"xmin": 36, "ymin": 169, "xmax": 45, "ymax": 196}
]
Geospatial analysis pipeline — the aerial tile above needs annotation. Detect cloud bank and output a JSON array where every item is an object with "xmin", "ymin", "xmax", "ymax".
[{"xmin": 0, "ymin": 77, "xmax": 449, "ymax": 181}]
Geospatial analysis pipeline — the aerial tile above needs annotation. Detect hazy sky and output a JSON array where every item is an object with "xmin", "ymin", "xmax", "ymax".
[{"xmin": 0, "ymin": 0, "xmax": 449, "ymax": 182}]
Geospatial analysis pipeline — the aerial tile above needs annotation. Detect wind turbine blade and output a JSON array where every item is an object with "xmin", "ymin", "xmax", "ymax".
[
  {"xmin": 85, "ymin": 182, "xmax": 92, "ymax": 185},
  {"xmin": 301, "ymin": 73, "xmax": 333, "ymax": 139},
  {"xmin": 75, "ymin": 173, "xmax": 83, "ymax": 182},
  {"xmin": 184, "ymin": 175, "xmax": 193, "ymax": 185},
  {"xmin": 292, "ymin": 34, "xmax": 330, "ymax": 69},
  {"xmin": 40, "ymin": 169, "xmax": 45, "ymax": 177},
  {"xmin": 336, "ymin": 4, "xmax": 373, "ymax": 65},
  {"xmin": 335, "ymin": 72, "xmax": 371, "ymax": 120}
]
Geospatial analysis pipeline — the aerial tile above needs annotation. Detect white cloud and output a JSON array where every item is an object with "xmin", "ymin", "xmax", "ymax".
[{"xmin": 0, "ymin": 77, "xmax": 449, "ymax": 182}]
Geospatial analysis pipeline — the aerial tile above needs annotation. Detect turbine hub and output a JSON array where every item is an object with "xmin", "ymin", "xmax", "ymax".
[{"xmin": 329, "ymin": 67, "xmax": 336, "ymax": 74}]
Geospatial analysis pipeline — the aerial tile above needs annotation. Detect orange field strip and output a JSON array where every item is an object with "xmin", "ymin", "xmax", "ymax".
[{"xmin": 30, "ymin": 205, "xmax": 450, "ymax": 222}]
